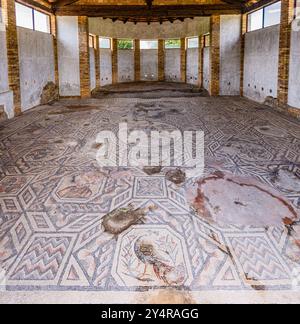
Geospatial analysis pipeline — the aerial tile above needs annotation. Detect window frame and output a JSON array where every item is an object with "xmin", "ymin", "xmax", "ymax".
[
  {"xmin": 15, "ymin": 1, "xmax": 51, "ymax": 34},
  {"xmin": 187, "ymin": 36, "xmax": 199, "ymax": 49},
  {"xmin": 247, "ymin": 1, "xmax": 282, "ymax": 32},
  {"xmin": 89, "ymin": 34, "xmax": 97, "ymax": 49},
  {"xmin": 99, "ymin": 37, "xmax": 112, "ymax": 49},
  {"xmin": 140, "ymin": 39, "xmax": 159, "ymax": 50},
  {"xmin": 203, "ymin": 34, "xmax": 210, "ymax": 48}
]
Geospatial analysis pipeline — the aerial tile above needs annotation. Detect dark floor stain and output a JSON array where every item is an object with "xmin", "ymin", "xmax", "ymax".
[
  {"xmin": 245, "ymin": 274, "xmax": 266, "ymax": 291},
  {"xmin": 143, "ymin": 166, "xmax": 162, "ymax": 175},
  {"xmin": 91, "ymin": 143, "xmax": 103, "ymax": 150},
  {"xmin": 234, "ymin": 200, "xmax": 247, "ymax": 207},
  {"xmin": 165, "ymin": 169, "xmax": 186, "ymax": 185},
  {"xmin": 102, "ymin": 206, "xmax": 145, "ymax": 235}
]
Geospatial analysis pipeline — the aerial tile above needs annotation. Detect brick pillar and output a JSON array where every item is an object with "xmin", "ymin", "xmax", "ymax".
[
  {"xmin": 180, "ymin": 38, "xmax": 186, "ymax": 83},
  {"xmin": 198, "ymin": 35, "xmax": 205, "ymax": 88},
  {"xmin": 240, "ymin": 14, "xmax": 247, "ymax": 96},
  {"xmin": 158, "ymin": 39, "xmax": 165, "ymax": 81},
  {"xmin": 112, "ymin": 38, "xmax": 118, "ymax": 84},
  {"xmin": 78, "ymin": 16, "xmax": 90, "ymax": 98},
  {"xmin": 50, "ymin": 15, "xmax": 59, "ymax": 86},
  {"xmin": 277, "ymin": 0, "xmax": 294, "ymax": 106},
  {"xmin": 95, "ymin": 36, "xmax": 101, "ymax": 88},
  {"xmin": 209, "ymin": 15, "xmax": 221, "ymax": 96},
  {"xmin": 134, "ymin": 39, "xmax": 141, "ymax": 82},
  {"xmin": 2, "ymin": 0, "xmax": 21, "ymax": 116}
]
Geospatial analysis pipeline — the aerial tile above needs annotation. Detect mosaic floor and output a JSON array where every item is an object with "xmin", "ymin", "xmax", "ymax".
[{"xmin": 0, "ymin": 92, "xmax": 300, "ymax": 303}]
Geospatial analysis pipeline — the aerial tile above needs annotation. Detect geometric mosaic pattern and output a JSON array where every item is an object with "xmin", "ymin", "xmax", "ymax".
[{"xmin": 0, "ymin": 95, "xmax": 300, "ymax": 302}]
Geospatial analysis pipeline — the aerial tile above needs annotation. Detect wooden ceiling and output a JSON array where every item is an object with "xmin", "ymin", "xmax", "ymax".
[{"xmin": 21, "ymin": 0, "xmax": 272, "ymax": 24}]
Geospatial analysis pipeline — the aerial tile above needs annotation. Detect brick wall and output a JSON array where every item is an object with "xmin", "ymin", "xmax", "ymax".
[
  {"xmin": 50, "ymin": 15, "xmax": 59, "ymax": 86},
  {"xmin": 78, "ymin": 16, "xmax": 90, "ymax": 98},
  {"xmin": 198, "ymin": 35, "xmax": 204, "ymax": 88},
  {"xmin": 134, "ymin": 39, "xmax": 141, "ymax": 81},
  {"xmin": 95, "ymin": 36, "xmax": 101, "ymax": 87},
  {"xmin": 240, "ymin": 14, "xmax": 247, "ymax": 96},
  {"xmin": 2, "ymin": 0, "xmax": 21, "ymax": 115},
  {"xmin": 180, "ymin": 38, "xmax": 186, "ymax": 82},
  {"xmin": 210, "ymin": 14, "xmax": 220, "ymax": 96},
  {"xmin": 112, "ymin": 38, "xmax": 118, "ymax": 84},
  {"xmin": 158, "ymin": 39, "xmax": 165, "ymax": 81},
  {"xmin": 277, "ymin": 0, "xmax": 294, "ymax": 106}
]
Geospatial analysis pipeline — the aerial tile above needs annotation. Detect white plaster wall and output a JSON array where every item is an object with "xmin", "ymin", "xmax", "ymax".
[
  {"xmin": 288, "ymin": 28, "xmax": 300, "ymax": 109},
  {"xmin": 57, "ymin": 16, "xmax": 80, "ymax": 96},
  {"xmin": 89, "ymin": 47, "xmax": 96, "ymax": 90},
  {"xmin": 0, "ymin": 22, "xmax": 14, "ymax": 118},
  {"xmin": 165, "ymin": 49, "xmax": 181, "ymax": 82},
  {"xmin": 140, "ymin": 50, "xmax": 158, "ymax": 81},
  {"xmin": 90, "ymin": 17, "xmax": 210, "ymax": 39},
  {"xmin": 18, "ymin": 27, "xmax": 55, "ymax": 111},
  {"xmin": 220, "ymin": 15, "xmax": 241, "ymax": 96},
  {"xmin": 100, "ymin": 49, "xmax": 112, "ymax": 86},
  {"xmin": 186, "ymin": 48, "xmax": 199, "ymax": 86},
  {"xmin": 118, "ymin": 50, "xmax": 134, "ymax": 83},
  {"xmin": 243, "ymin": 25, "xmax": 280, "ymax": 103},
  {"xmin": 203, "ymin": 47, "xmax": 210, "ymax": 92}
]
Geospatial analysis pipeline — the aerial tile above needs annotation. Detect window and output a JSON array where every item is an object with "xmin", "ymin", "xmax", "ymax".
[
  {"xmin": 247, "ymin": 1, "xmax": 281, "ymax": 32},
  {"xmin": 99, "ymin": 37, "xmax": 111, "ymax": 49},
  {"xmin": 187, "ymin": 37, "xmax": 199, "ymax": 49},
  {"xmin": 34, "ymin": 10, "xmax": 50, "ymax": 33},
  {"xmin": 15, "ymin": 2, "xmax": 50, "ymax": 33},
  {"xmin": 16, "ymin": 2, "xmax": 33, "ymax": 30},
  {"xmin": 117, "ymin": 39, "xmax": 134, "ymax": 50},
  {"xmin": 165, "ymin": 39, "xmax": 181, "ymax": 49},
  {"xmin": 264, "ymin": 1, "xmax": 281, "ymax": 28},
  {"xmin": 204, "ymin": 34, "xmax": 210, "ymax": 47},
  {"xmin": 140, "ymin": 40, "xmax": 158, "ymax": 50},
  {"xmin": 248, "ymin": 8, "xmax": 263, "ymax": 31}
]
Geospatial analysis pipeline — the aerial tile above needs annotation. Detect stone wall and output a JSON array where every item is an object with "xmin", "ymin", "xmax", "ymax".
[
  {"xmin": 57, "ymin": 16, "xmax": 81, "ymax": 96},
  {"xmin": 243, "ymin": 25, "xmax": 280, "ymax": 103},
  {"xmin": 118, "ymin": 49, "xmax": 135, "ymax": 83},
  {"xmin": 140, "ymin": 49, "xmax": 158, "ymax": 81},
  {"xmin": 100, "ymin": 48, "xmax": 112, "ymax": 86},
  {"xmin": 288, "ymin": 26, "xmax": 300, "ymax": 109},
  {"xmin": 220, "ymin": 15, "xmax": 241, "ymax": 95},
  {"xmin": 18, "ymin": 27, "xmax": 55, "ymax": 111},
  {"xmin": 165, "ymin": 49, "xmax": 181, "ymax": 82}
]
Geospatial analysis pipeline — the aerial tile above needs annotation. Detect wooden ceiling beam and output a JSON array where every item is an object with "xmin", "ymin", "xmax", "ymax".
[
  {"xmin": 53, "ymin": 4, "xmax": 242, "ymax": 17},
  {"xmin": 242, "ymin": 0, "xmax": 276, "ymax": 13}
]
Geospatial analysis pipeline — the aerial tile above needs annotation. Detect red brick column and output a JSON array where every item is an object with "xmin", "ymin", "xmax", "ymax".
[
  {"xmin": 209, "ymin": 15, "xmax": 221, "ymax": 96},
  {"xmin": 50, "ymin": 15, "xmax": 59, "ymax": 87},
  {"xmin": 78, "ymin": 16, "xmax": 90, "ymax": 98},
  {"xmin": 2, "ymin": 0, "xmax": 21, "ymax": 115},
  {"xmin": 95, "ymin": 36, "xmax": 101, "ymax": 88},
  {"xmin": 180, "ymin": 38, "xmax": 186, "ymax": 83},
  {"xmin": 158, "ymin": 39, "xmax": 165, "ymax": 81},
  {"xmin": 134, "ymin": 39, "xmax": 141, "ymax": 82},
  {"xmin": 198, "ymin": 35, "xmax": 205, "ymax": 88},
  {"xmin": 240, "ymin": 14, "xmax": 247, "ymax": 96},
  {"xmin": 112, "ymin": 38, "xmax": 118, "ymax": 84},
  {"xmin": 277, "ymin": 0, "xmax": 294, "ymax": 107}
]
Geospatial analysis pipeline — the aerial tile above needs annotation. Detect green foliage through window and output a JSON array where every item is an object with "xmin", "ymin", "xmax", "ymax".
[{"xmin": 118, "ymin": 39, "xmax": 134, "ymax": 49}]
